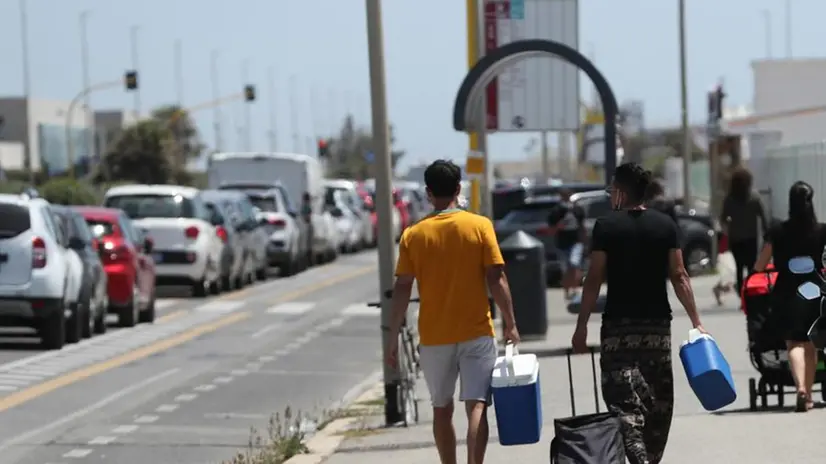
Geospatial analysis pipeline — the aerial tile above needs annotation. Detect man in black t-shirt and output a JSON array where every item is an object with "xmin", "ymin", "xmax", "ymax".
[
  {"xmin": 570, "ymin": 163, "xmax": 707, "ymax": 464},
  {"xmin": 547, "ymin": 189, "xmax": 586, "ymax": 301}
]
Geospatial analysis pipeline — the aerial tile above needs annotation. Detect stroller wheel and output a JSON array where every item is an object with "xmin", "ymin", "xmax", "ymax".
[
  {"xmin": 748, "ymin": 378, "xmax": 758, "ymax": 411},
  {"xmin": 821, "ymin": 382, "xmax": 826, "ymax": 402}
]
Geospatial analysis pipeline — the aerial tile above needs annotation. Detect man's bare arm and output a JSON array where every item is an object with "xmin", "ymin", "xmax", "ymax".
[
  {"xmin": 388, "ymin": 275, "xmax": 415, "ymax": 336},
  {"xmin": 577, "ymin": 251, "xmax": 606, "ymax": 327},
  {"xmin": 668, "ymin": 249, "xmax": 702, "ymax": 328},
  {"xmin": 486, "ymin": 266, "xmax": 515, "ymax": 330}
]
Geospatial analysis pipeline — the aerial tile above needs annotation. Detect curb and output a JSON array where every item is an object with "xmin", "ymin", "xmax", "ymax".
[{"xmin": 284, "ymin": 381, "xmax": 385, "ymax": 464}]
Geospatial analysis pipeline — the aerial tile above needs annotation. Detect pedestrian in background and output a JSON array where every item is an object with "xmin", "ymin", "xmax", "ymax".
[
  {"xmin": 714, "ymin": 167, "xmax": 769, "ymax": 304},
  {"xmin": 645, "ymin": 180, "xmax": 678, "ymax": 224},
  {"xmin": 572, "ymin": 162, "xmax": 706, "ymax": 463},
  {"xmin": 387, "ymin": 160, "xmax": 520, "ymax": 464},
  {"xmin": 547, "ymin": 188, "xmax": 587, "ymax": 301}
]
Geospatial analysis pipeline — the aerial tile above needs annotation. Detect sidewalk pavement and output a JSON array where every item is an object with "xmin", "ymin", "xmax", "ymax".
[{"xmin": 322, "ymin": 274, "xmax": 826, "ymax": 463}]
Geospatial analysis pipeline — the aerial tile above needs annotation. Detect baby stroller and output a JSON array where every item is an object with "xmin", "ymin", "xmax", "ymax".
[{"xmin": 742, "ymin": 265, "xmax": 826, "ymax": 410}]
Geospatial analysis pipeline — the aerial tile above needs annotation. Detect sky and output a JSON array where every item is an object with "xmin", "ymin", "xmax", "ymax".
[{"xmin": 0, "ymin": 0, "xmax": 823, "ymax": 172}]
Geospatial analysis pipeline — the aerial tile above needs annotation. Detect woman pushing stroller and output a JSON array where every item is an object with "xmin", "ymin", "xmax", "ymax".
[{"xmin": 754, "ymin": 181, "xmax": 826, "ymax": 412}]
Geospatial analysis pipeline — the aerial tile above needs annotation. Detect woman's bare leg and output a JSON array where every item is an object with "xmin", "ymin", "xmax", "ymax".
[
  {"xmin": 803, "ymin": 342, "xmax": 817, "ymax": 407},
  {"xmin": 786, "ymin": 341, "xmax": 808, "ymax": 411}
]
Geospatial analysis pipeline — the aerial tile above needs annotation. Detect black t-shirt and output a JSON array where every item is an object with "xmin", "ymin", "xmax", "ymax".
[
  {"xmin": 548, "ymin": 202, "xmax": 585, "ymax": 250},
  {"xmin": 766, "ymin": 221, "xmax": 826, "ymax": 297},
  {"xmin": 592, "ymin": 209, "xmax": 680, "ymax": 320}
]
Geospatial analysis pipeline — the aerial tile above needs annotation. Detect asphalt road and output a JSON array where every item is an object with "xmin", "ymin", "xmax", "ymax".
[{"xmin": 0, "ymin": 249, "xmax": 385, "ymax": 464}]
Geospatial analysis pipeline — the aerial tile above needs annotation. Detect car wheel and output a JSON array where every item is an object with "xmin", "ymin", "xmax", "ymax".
[
  {"xmin": 65, "ymin": 302, "xmax": 83, "ymax": 344},
  {"xmin": 139, "ymin": 290, "xmax": 156, "ymax": 324},
  {"xmin": 82, "ymin": 300, "xmax": 94, "ymax": 339},
  {"xmin": 685, "ymin": 243, "xmax": 712, "ymax": 276},
  {"xmin": 255, "ymin": 263, "xmax": 268, "ymax": 281},
  {"xmin": 94, "ymin": 303, "xmax": 108, "ymax": 334},
  {"xmin": 119, "ymin": 284, "xmax": 139, "ymax": 327},
  {"xmin": 192, "ymin": 276, "xmax": 208, "ymax": 297},
  {"xmin": 41, "ymin": 307, "xmax": 66, "ymax": 350},
  {"xmin": 221, "ymin": 274, "xmax": 233, "ymax": 291}
]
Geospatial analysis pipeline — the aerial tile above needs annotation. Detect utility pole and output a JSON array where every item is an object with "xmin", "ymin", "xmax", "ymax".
[
  {"xmin": 289, "ymin": 75, "xmax": 299, "ymax": 152},
  {"xmin": 210, "ymin": 50, "xmax": 223, "ymax": 152},
  {"xmin": 242, "ymin": 59, "xmax": 252, "ymax": 151},
  {"xmin": 785, "ymin": 0, "xmax": 792, "ymax": 58},
  {"xmin": 365, "ymin": 0, "xmax": 401, "ymax": 426},
  {"xmin": 762, "ymin": 10, "xmax": 772, "ymax": 59},
  {"xmin": 267, "ymin": 67, "xmax": 277, "ymax": 152},
  {"xmin": 130, "ymin": 26, "xmax": 141, "ymax": 118},
  {"xmin": 678, "ymin": 0, "xmax": 692, "ymax": 205},
  {"xmin": 19, "ymin": 0, "xmax": 34, "ymax": 184},
  {"xmin": 466, "ymin": 0, "xmax": 490, "ymax": 217},
  {"xmin": 539, "ymin": 132, "xmax": 549, "ymax": 182},
  {"xmin": 174, "ymin": 39, "xmax": 184, "ymax": 105},
  {"xmin": 79, "ymin": 11, "xmax": 94, "ymax": 171}
]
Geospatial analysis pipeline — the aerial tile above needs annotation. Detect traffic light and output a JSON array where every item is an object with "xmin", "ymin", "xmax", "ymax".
[
  {"xmin": 124, "ymin": 70, "xmax": 138, "ymax": 90},
  {"xmin": 244, "ymin": 85, "xmax": 256, "ymax": 102},
  {"xmin": 707, "ymin": 85, "xmax": 725, "ymax": 122},
  {"xmin": 317, "ymin": 139, "xmax": 330, "ymax": 158}
]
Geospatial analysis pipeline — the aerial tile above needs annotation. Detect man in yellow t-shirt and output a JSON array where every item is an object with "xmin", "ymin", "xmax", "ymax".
[{"xmin": 386, "ymin": 160, "xmax": 519, "ymax": 464}]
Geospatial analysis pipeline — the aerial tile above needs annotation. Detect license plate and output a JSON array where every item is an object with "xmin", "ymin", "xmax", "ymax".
[{"xmin": 152, "ymin": 253, "xmax": 163, "ymax": 263}]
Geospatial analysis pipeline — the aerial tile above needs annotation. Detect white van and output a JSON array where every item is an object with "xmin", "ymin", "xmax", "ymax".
[{"xmin": 208, "ymin": 152, "xmax": 338, "ymax": 264}]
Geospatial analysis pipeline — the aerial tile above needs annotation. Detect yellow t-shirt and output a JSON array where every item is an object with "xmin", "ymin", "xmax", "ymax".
[{"xmin": 395, "ymin": 210, "xmax": 504, "ymax": 345}]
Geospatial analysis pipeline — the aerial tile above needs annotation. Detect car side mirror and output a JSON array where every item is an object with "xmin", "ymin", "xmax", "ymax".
[
  {"xmin": 68, "ymin": 236, "xmax": 86, "ymax": 250},
  {"xmin": 330, "ymin": 207, "xmax": 344, "ymax": 218},
  {"xmin": 210, "ymin": 213, "xmax": 225, "ymax": 226},
  {"xmin": 143, "ymin": 237, "xmax": 154, "ymax": 254},
  {"xmin": 287, "ymin": 209, "xmax": 298, "ymax": 219}
]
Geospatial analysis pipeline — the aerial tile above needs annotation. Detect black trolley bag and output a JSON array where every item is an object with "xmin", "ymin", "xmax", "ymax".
[{"xmin": 549, "ymin": 347, "xmax": 625, "ymax": 463}]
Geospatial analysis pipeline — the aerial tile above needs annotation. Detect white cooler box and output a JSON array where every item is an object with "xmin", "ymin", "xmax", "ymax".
[{"xmin": 491, "ymin": 343, "xmax": 542, "ymax": 445}]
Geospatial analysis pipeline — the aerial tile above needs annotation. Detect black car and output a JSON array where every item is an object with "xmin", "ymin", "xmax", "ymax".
[
  {"xmin": 492, "ymin": 182, "xmax": 604, "ymax": 220},
  {"xmin": 55, "ymin": 206, "xmax": 108, "ymax": 339},
  {"xmin": 570, "ymin": 191, "xmax": 716, "ymax": 275}
]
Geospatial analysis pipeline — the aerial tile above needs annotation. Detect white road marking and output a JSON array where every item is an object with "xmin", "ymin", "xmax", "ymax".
[
  {"xmin": 251, "ymin": 324, "xmax": 279, "ymax": 339},
  {"xmin": 285, "ymin": 341, "xmax": 301, "ymax": 351},
  {"xmin": 112, "ymin": 425, "xmax": 139, "ymax": 434},
  {"xmin": 327, "ymin": 316, "xmax": 347, "ymax": 327},
  {"xmin": 295, "ymin": 332, "xmax": 317, "ymax": 345},
  {"xmin": 341, "ymin": 303, "xmax": 379, "ymax": 316},
  {"xmin": 88, "ymin": 436, "xmax": 116, "ymax": 445},
  {"xmin": 257, "ymin": 355, "xmax": 274, "ymax": 362},
  {"xmin": 273, "ymin": 348, "xmax": 290, "ymax": 357},
  {"xmin": 266, "ymin": 302, "xmax": 315, "ymax": 315},
  {"xmin": 0, "ymin": 368, "xmax": 179, "ymax": 453},
  {"xmin": 174, "ymin": 393, "xmax": 197, "ymax": 402},
  {"xmin": 245, "ymin": 362, "xmax": 262, "ymax": 370},
  {"xmin": 230, "ymin": 369, "xmax": 249, "ymax": 376},
  {"xmin": 133, "ymin": 415, "xmax": 159, "ymax": 424},
  {"xmin": 194, "ymin": 300, "xmax": 244, "ymax": 313},
  {"xmin": 0, "ymin": 385, "xmax": 18, "ymax": 392},
  {"xmin": 194, "ymin": 384, "xmax": 216, "ymax": 392},
  {"xmin": 156, "ymin": 404, "xmax": 179, "ymax": 413},
  {"xmin": 153, "ymin": 299, "xmax": 179, "ymax": 310},
  {"xmin": 63, "ymin": 449, "xmax": 93, "ymax": 458},
  {"xmin": 213, "ymin": 376, "xmax": 233, "ymax": 384}
]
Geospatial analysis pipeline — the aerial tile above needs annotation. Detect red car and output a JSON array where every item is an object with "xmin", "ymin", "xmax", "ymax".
[
  {"xmin": 75, "ymin": 206, "xmax": 157, "ymax": 326},
  {"xmin": 355, "ymin": 183, "xmax": 379, "ymax": 245},
  {"xmin": 392, "ymin": 188, "xmax": 412, "ymax": 232}
]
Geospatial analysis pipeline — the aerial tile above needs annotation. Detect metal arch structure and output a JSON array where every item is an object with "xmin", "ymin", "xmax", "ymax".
[{"xmin": 452, "ymin": 39, "xmax": 620, "ymax": 185}]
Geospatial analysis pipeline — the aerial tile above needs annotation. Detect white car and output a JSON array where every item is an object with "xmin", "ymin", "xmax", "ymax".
[
  {"xmin": 325, "ymin": 179, "xmax": 375, "ymax": 248},
  {"xmin": 324, "ymin": 184, "xmax": 361, "ymax": 253},
  {"xmin": 103, "ymin": 185, "xmax": 224, "ymax": 297},
  {"xmin": 0, "ymin": 193, "xmax": 83, "ymax": 349}
]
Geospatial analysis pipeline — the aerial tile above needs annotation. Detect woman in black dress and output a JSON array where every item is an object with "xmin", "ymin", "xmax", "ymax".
[{"xmin": 754, "ymin": 181, "xmax": 826, "ymax": 412}]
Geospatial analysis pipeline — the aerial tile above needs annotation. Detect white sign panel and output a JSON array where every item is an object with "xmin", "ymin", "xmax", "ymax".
[{"xmin": 482, "ymin": 0, "xmax": 579, "ymax": 132}]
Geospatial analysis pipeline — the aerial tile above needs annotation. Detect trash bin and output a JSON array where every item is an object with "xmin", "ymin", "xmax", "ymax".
[{"xmin": 499, "ymin": 231, "xmax": 548, "ymax": 337}]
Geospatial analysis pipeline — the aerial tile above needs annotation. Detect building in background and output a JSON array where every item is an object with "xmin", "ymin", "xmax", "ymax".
[
  {"xmin": 0, "ymin": 97, "xmax": 131, "ymax": 177},
  {"xmin": 94, "ymin": 109, "xmax": 137, "ymax": 160}
]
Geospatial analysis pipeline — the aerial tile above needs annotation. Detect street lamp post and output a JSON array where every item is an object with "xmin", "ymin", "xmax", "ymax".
[
  {"xmin": 365, "ymin": 0, "xmax": 401, "ymax": 426},
  {"xmin": 678, "ymin": 0, "xmax": 692, "ymax": 205},
  {"xmin": 19, "ymin": 0, "xmax": 34, "ymax": 184}
]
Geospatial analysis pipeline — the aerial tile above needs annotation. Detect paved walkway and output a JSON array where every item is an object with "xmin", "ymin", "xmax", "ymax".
[{"xmin": 323, "ymin": 273, "xmax": 826, "ymax": 463}]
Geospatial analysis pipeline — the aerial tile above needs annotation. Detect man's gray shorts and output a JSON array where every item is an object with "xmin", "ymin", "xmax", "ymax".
[{"xmin": 419, "ymin": 336, "xmax": 497, "ymax": 407}]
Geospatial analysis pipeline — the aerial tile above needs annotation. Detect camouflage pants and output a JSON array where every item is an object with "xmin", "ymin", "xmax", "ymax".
[{"xmin": 600, "ymin": 318, "xmax": 673, "ymax": 464}]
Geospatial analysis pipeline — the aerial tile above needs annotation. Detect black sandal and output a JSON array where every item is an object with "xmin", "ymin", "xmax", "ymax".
[{"xmin": 795, "ymin": 392, "xmax": 808, "ymax": 412}]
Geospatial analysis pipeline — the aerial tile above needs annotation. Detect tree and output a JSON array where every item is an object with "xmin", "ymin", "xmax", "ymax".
[
  {"xmin": 39, "ymin": 178, "xmax": 99, "ymax": 205},
  {"xmin": 97, "ymin": 119, "xmax": 174, "ymax": 184},
  {"xmin": 324, "ymin": 115, "xmax": 405, "ymax": 179},
  {"xmin": 151, "ymin": 105, "xmax": 205, "ymax": 163}
]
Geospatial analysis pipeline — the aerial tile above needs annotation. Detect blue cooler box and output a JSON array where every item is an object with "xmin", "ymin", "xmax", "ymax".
[
  {"xmin": 491, "ymin": 344, "xmax": 542, "ymax": 445},
  {"xmin": 679, "ymin": 329, "xmax": 736, "ymax": 411}
]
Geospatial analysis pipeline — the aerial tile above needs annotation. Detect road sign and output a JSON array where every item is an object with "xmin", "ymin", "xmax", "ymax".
[{"xmin": 482, "ymin": 0, "xmax": 580, "ymax": 132}]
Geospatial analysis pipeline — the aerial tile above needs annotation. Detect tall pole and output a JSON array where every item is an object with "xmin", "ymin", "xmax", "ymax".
[
  {"xmin": 267, "ymin": 67, "xmax": 277, "ymax": 152},
  {"xmin": 289, "ymin": 75, "xmax": 299, "ymax": 152},
  {"xmin": 174, "ymin": 39, "xmax": 184, "ymax": 106},
  {"xmin": 211, "ymin": 50, "xmax": 223, "ymax": 152},
  {"xmin": 19, "ymin": 0, "xmax": 34, "ymax": 184},
  {"xmin": 79, "ymin": 11, "xmax": 94, "ymax": 174},
  {"xmin": 366, "ymin": 0, "xmax": 401, "ymax": 426},
  {"xmin": 784, "ymin": 0, "xmax": 792, "ymax": 58},
  {"xmin": 762, "ymin": 10, "xmax": 772, "ymax": 59},
  {"xmin": 678, "ymin": 0, "xmax": 692, "ymax": 205},
  {"xmin": 309, "ymin": 86, "xmax": 319, "ymax": 141},
  {"xmin": 130, "ymin": 26, "xmax": 141, "ymax": 118},
  {"xmin": 466, "ymin": 0, "xmax": 490, "ymax": 217},
  {"xmin": 242, "ymin": 59, "xmax": 252, "ymax": 151},
  {"xmin": 540, "ymin": 131, "xmax": 550, "ymax": 181}
]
